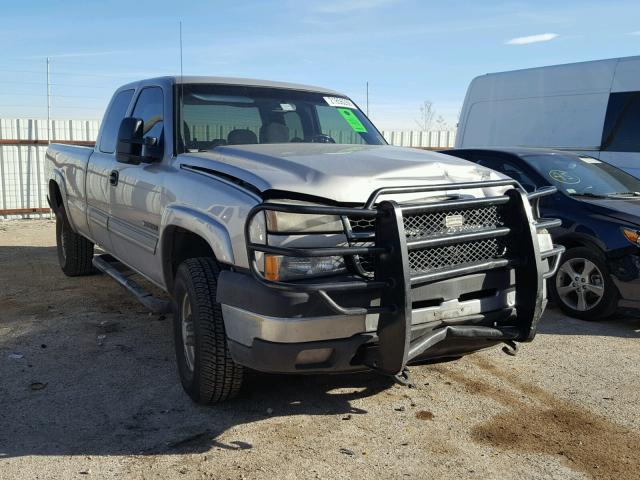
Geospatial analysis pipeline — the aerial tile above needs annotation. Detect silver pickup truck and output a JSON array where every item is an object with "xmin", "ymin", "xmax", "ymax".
[{"xmin": 46, "ymin": 76, "xmax": 563, "ymax": 404}]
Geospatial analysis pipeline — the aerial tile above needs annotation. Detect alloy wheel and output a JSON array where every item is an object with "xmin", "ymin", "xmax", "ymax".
[
  {"xmin": 180, "ymin": 292, "xmax": 196, "ymax": 372},
  {"xmin": 555, "ymin": 257, "xmax": 605, "ymax": 312}
]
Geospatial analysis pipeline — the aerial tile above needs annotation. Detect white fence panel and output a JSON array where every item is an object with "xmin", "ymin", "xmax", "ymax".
[
  {"xmin": 381, "ymin": 130, "xmax": 456, "ymax": 148},
  {"xmin": 0, "ymin": 145, "xmax": 50, "ymax": 218},
  {"xmin": 0, "ymin": 118, "xmax": 99, "ymax": 218}
]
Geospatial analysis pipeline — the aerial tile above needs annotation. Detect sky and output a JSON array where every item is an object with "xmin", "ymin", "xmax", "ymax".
[{"xmin": 1, "ymin": 0, "xmax": 640, "ymax": 130}]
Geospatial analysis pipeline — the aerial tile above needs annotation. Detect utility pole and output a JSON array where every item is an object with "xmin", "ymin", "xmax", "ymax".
[
  {"xmin": 179, "ymin": 21, "xmax": 183, "ymax": 79},
  {"xmin": 46, "ymin": 57, "xmax": 51, "ymax": 144},
  {"xmin": 366, "ymin": 81, "xmax": 369, "ymax": 116}
]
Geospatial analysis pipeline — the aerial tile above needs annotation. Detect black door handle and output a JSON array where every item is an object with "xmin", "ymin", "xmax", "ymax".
[{"xmin": 109, "ymin": 170, "xmax": 119, "ymax": 186}]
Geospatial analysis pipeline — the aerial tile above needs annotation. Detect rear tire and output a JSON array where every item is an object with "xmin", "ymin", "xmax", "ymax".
[
  {"xmin": 549, "ymin": 247, "xmax": 618, "ymax": 320},
  {"xmin": 55, "ymin": 212, "xmax": 94, "ymax": 276},
  {"xmin": 172, "ymin": 257, "xmax": 244, "ymax": 404}
]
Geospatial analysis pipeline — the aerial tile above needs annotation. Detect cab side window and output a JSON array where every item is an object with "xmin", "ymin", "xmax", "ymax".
[
  {"xmin": 602, "ymin": 91, "xmax": 640, "ymax": 152},
  {"xmin": 98, "ymin": 89, "xmax": 134, "ymax": 154},
  {"xmin": 132, "ymin": 87, "xmax": 164, "ymax": 156}
]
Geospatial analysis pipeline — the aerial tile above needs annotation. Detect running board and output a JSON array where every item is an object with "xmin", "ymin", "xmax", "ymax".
[{"xmin": 92, "ymin": 254, "xmax": 172, "ymax": 314}]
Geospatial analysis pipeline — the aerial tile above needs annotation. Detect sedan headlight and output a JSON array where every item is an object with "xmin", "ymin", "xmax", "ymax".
[{"xmin": 622, "ymin": 227, "xmax": 640, "ymax": 246}]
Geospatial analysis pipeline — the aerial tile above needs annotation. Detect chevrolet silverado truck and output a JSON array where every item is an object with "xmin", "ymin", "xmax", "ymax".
[{"xmin": 46, "ymin": 76, "xmax": 564, "ymax": 404}]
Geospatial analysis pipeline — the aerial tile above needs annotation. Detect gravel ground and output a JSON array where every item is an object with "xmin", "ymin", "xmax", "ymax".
[{"xmin": 1, "ymin": 220, "xmax": 639, "ymax": 480}]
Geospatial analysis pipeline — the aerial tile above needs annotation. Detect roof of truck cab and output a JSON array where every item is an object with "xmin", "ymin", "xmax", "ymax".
[{"xmin": 117, "ymin": 76, "xmax": 344, "ymax": 96}]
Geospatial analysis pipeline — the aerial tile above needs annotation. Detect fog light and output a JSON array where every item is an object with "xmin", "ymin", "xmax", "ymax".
[{"xmin": 295, "ymin": 348, "xmax": 334, "ymax": 365}]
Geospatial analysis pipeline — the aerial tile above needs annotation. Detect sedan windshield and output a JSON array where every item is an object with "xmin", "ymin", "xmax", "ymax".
[
  {"xmin": 178, "ymin": 84, "xmax": 385, "ymax": 152},
  {"xmin": 523, "ymin": 154, "xmax": 640, "ymax": 198}
]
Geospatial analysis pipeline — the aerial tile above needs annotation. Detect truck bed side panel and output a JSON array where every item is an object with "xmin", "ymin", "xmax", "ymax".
[{"xmin": 46, "ymin": 144, "xmax": 93, "ymax": 236}]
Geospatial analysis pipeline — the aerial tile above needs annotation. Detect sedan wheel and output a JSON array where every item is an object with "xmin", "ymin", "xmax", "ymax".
[
  {"xmin": 555, "ymin": 258, "xmax": 605, "ymax": 312},
  {"xmin": 549, "ymin": 247, "xmax": 618, "ymax": 320}
]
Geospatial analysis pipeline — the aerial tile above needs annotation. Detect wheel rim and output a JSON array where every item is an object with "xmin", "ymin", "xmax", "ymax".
[
  {"xmin": 180, "ymin": 292, "xmax": 196, "ymax": 372},
  {"xmin": 555, "ymin": 257, "xmax": 605, "ymax": 312}
]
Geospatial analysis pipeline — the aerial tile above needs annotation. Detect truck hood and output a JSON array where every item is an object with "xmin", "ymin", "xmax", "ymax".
[{"xmin": 179, "ymin": 144, "xmax": 509, "ymax": 203}]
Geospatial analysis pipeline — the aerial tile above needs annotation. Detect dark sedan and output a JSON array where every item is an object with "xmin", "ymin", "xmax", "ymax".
[{"xmin": 442, "ymin": 147, "xmax": 640, "ymax": 320}]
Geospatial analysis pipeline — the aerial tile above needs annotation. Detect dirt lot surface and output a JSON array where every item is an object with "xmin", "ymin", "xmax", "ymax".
[{"xmin": 1, "ymin": 220, "xmax": 639, "ymax": 480}]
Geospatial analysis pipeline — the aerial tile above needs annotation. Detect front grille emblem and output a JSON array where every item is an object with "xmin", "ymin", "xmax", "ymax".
[{"xmin": 444, "ymin": 214, "xmax": 465, "ymax": 229}]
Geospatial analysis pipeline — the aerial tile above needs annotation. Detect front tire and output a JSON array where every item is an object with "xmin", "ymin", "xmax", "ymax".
[
  {"xmin": 55, "ymin": 212, "xmax": 94, "ymax": 276},
  {"xmin": 172, "ymin": 257, "xmax": 244, "ymax": 404},
  {"xmin": 549, "ymin": 247, "xmax": 618, "ymax": 320}
]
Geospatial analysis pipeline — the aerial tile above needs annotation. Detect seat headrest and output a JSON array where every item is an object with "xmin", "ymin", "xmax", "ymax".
[
  {"xmin": 259, "ymin": 123, "xmax": 289, "ymax": 143},
  {"xmin": 228, "ymin": 129, "xmax": 257, "ymax": 145}
]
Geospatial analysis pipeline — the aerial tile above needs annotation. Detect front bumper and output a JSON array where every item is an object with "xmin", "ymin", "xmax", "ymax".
[
  {"xmin": 610, "ymin": 253, "xmax": 640, "ymax": 309},
  {"xmin": 219, "ymin": 268, "xmax": 519, "ymax": 372},
  {"xmin": 227, "ymin": 181, "xmax": 563, "ymax": 375}
]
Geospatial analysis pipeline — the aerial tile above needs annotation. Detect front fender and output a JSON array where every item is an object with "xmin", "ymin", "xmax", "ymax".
[{"xmin": 159, "ymin": 204, "xmax": 236, "ymax": 282}]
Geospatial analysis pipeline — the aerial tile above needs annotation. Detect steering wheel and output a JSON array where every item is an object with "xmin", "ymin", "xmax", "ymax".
[{"xmin": 309, "ymin": 134, "xmax": 336, "ymax": 144}]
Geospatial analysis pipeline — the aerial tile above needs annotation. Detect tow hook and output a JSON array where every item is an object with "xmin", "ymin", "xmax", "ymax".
[{"xmin": 502, "ymin": 340, "xmax": 519, "ymax": 356}]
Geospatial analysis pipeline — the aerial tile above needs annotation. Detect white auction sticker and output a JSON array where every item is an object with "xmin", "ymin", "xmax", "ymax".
[
  {"xmin": 324, "ymin": 96, "xmax": 357, "ymax": 109},
  {"xmin": 579, "ymin": 156, "xmax": 601, "ymax": 164}
]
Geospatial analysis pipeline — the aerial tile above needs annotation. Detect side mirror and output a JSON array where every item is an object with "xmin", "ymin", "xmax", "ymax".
[{"xmin": 116, "ymin": 117, "xmax": 144, "ymax": 164}]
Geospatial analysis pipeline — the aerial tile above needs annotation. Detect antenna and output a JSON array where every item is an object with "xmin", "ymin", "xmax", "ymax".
[
  {"xmin": 366, "ymin": 81, "xmax": 369, "ymax": 117},
  {"xmin": 179, "ymin": 21, "xmax": 185, "ymax": 152}
]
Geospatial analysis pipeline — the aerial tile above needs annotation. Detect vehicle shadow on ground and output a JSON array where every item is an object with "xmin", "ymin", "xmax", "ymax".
[
  {"xmin": 537, "ymin": 305, "xmax": 640, "ymax": 338},
  {"xmin": 0, "ymin": 357, "xmax": 393, "ymax": 458},
  {"xmin": 0, "ymin": 244, "xmax": 395, "ymax": 458}
]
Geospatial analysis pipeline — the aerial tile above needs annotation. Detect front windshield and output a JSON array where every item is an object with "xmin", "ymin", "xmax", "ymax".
[
  {"xmin": 523, "ymin": 154, "xmax": 640, "ymax": 197},
  {"xmin": 177, "ymin": 84, "xmax": 385, "ymax": 152}
]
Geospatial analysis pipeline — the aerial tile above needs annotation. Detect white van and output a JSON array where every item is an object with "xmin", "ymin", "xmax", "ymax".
[{"xmin": 456, "ymin": 56, "xmax": 640, "ymax": 177}]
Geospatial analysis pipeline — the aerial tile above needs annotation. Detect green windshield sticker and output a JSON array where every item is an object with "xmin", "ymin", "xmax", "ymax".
[{"xmin": 337, "ymin": 108, "xmax": 367, "ymax": 133}]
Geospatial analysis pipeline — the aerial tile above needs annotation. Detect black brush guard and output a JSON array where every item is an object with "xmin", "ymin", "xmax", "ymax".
[{"xmin": 245, "ymin": 180, "xmax": 564, "ymax": 376}]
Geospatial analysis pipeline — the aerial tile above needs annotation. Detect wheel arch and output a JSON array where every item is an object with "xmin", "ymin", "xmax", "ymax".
[
  {"xmin": 554, "ymin": 232, "xmax": 607, "ymax": 256},
  {"xmin": 160, "ymin": 205, "xmax": 235, "ymax": 292},
  {"xmin": 47, "ymin": 171, "xmax": 76, "ymax": 230}
]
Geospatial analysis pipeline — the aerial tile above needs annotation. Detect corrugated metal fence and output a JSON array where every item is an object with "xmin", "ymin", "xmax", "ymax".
[
  {"xmin": 0, "ymin": 118, "xmax": 455, "ymax": 218},
  {"xmin": 381, "ymin": 130, "xmax": 456, "ymax": 148},
  {"xmin": 0, "ymin": 119, "xmax": 100, "ymax": 218}
]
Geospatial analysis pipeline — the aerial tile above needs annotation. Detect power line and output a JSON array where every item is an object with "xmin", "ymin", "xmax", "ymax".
[
  {"xmin": 0, "ymin": 93, "xmax": 106, "ymax": 100},
  {"xmin": 0, "ymin": 68, "xmax": 169, "ymax": 79}
]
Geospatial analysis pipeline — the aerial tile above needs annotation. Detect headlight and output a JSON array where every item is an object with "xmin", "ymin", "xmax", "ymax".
[
  {"xmin": 622, "ymin": 227, "xmax": 640, "ymax": 246},
  {"xmin": 264, "ymin": 254, "xmax": 346, "ymax": 281},
  {"xmin": 265, "ymin": 211, "xmax": 343, "ymax": 233}
]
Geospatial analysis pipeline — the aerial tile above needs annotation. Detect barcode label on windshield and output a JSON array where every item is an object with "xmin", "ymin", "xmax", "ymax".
[{"xmin": 324, "ymin": 96, "xmax": 357, "ymax": 109}]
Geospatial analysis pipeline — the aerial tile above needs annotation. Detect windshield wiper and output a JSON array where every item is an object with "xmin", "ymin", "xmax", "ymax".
[
  {"xmin": 606, "ymin": 191, "xmax": 640, "ymax": 197},
  {"xmin": 567, "ymin": 192, "xmax": 608, "ymax": 199}
]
